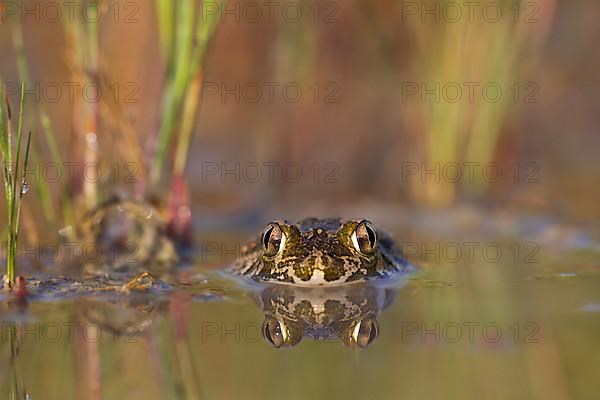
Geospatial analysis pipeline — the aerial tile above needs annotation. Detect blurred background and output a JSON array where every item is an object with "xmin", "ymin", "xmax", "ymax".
[{"xmin": 0, "ymin": 0, "xmax": 598, "ymax": 231}]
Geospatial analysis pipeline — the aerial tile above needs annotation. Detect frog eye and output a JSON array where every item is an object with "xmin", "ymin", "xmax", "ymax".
[
  {"xmin": 263, "ymin": 223, "xmax": 285, "ymax": 257},
  {"xmin": 351, "ymin": 317, "xmax": 379, "ymax": 348},
  {"xmin": 351, "ymin": 221, "xmax": 377, "ymax": 254},
  {"xmin": 262, "ymin": 317, "xmax": 289, "ymax": 348}
]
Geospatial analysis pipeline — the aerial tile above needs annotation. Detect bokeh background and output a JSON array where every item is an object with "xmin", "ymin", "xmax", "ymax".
[{"xmin": 0, "ymin": 0, "xmax": 598, "ymax": 230}]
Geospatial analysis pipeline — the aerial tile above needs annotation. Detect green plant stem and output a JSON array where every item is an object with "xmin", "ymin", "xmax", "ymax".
[
  {"xmin": 173, "ymin": 72, "xmax": 202, "ymax": 177},
  {"xmin": 0, "ymin": 82, "xmax": 30, "ymax": 286},
  {"xmin": 14, "ymin": 131, "xmax": 32, "ymax": 242},
  {"xmin": 151, "ymin": 0, "xmax": 226, "ymax": 186},
  {"xmin": 151, "ymin": 0, "xmax": 195, "ymax": 185},
  {"xmin": 6, "ymin": 84, "xmax": 25, "ymax": 283},
  {"xmin": 157, "ymin": 0, "xmax": 174, "ymax": 68}
]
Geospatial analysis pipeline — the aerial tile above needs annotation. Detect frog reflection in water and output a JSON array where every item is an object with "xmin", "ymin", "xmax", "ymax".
[
  {"xmin": 232, "ymin": 218, "xmax": 415, "ymax": 347},
  {"xmin": 253, "ymin": 282, "xmax": 403, "ymax": 348},
  {"xmin": 232, "ymin": 218, "xmax": 414, "ymax": 285}
]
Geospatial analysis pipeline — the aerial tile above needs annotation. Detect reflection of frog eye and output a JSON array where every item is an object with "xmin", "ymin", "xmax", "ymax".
[
  {"xmin": 263, "ymin": 223, "xmax": 285, "ymax": 257},
  {"xmin": 352, "ymin": 221, "xmax": 377, "ymax": 254},
  {"xmin": 262, "ymin": 317, "xmax": 289, "ymax": 348},
  {"xmin": 351, "ymin": 317, "xmax": 379, "ymax": 348}
]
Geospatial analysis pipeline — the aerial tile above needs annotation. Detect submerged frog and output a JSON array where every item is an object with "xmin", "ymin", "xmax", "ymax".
[
  {"xmin": 78, "ymin": 197, "xmax": 178, "ymax": 275},
  {"xmin": 232, "ymin": 218, "xmax": 414, "ymax": 285}
]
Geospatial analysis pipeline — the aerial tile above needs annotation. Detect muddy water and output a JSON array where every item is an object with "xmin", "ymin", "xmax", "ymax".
[{"xmin": 1, "ymin": 210, "xmax": 599, "ymax": 400}]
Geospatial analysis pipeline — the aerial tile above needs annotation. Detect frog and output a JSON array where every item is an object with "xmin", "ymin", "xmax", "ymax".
[
  {"xmin": 231, "ymin": 218, "xmax": 414, "ymax": 285},
  {"xmin": 253, "ymin": 281, "xmax": 402, "ymax": 348},
  {"xmin": 78, "ymin": 197, "xmax": 178, "ymax": 276}
]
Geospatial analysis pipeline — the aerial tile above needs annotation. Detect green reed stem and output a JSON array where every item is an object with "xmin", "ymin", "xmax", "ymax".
[
  {"xmin": 0, "ymin": 82, "xmax": 31, "ymax": 286},
  {"xmin": 151, "ymin": 0, "xmax": 226, "ymax": 186},
  {"xmin": 157, "ymin": 0, "xmax": 174, "ymax": 68},
  {"xmin": 14, "ymin": 131, "xmax": 32, "ymax": 238},
  {"xmin": 173, "ymin": 0, "xmax": 226, "ymax": 178},
  {"xmin": 151, "ymin": 0, "xmax": 194, "ymax": 185},
  {"xmin": 8, "ymin": 84, "xmax": 26, "ymax": 283}
]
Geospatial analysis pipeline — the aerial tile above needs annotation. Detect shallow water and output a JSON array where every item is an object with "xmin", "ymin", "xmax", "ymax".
[{"xmin": 1, "ymin": 210, "xmax": 599, "ymax": 400}]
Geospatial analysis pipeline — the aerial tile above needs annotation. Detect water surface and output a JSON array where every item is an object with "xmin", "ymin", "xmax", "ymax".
[{"xmin": 1, "ymin": 210, "xmax": 599, "ymax": 400}]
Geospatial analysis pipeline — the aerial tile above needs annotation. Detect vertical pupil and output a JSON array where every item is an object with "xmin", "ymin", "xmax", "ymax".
[
  {"xmin": 366, "ymin": 227, "xmax": 375, "ymax": 245},
  {"xmin": 264, "ymin": 225, "xmax": 282, "ymax": 254},
  {"xmin": 356, "ymin": 320, "xmax": 378, "ymax": 347},
  {"xmin": 359, "ymin": 322, "xmax": 370, "ymax": 339},
  {"xmin": 263, "ymin": 227, "xmax": 274, "ymax": 248},
  {"xmin": 264, "ymin": 319, "xmax": 285, "ymax": 347},
  {"xmin": 264, "ymin": 326, "xmax": 272, "ymax": 342},
  {"xmin": 369, "ymin": 323, "xmax": 378, "ymax": 343},
  {"xmin": 357, "ymin": 223, "xmax": 375, "ymax": 252}
]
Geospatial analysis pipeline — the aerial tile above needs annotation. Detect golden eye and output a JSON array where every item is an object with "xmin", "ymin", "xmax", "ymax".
[
  {"xmin": 351, "ymin": 221, "xmax": 377, "ymax": 254},
  {"xmin": 262, "ymin": 317, "xmax": 289, "ymax": 348},
  {"xmin": 351, "ymin": 317, "xmax": 379, "ymax": 348},
  {"xmin": 262, "ymin": 223, "xmax": 285, "ymax": 257}
]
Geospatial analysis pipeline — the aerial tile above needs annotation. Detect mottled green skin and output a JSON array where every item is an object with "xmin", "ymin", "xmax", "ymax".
[
  {"xmin": 80, "ymin": 198, "xmax": 177, "ymax": 275},
  {"xmin": 255, "ymin": 282, "xmax": 397, "ymax": 347},
  {"xmin": 233, "ymin": 218, "xmax": 412, "ymax": 285}
]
